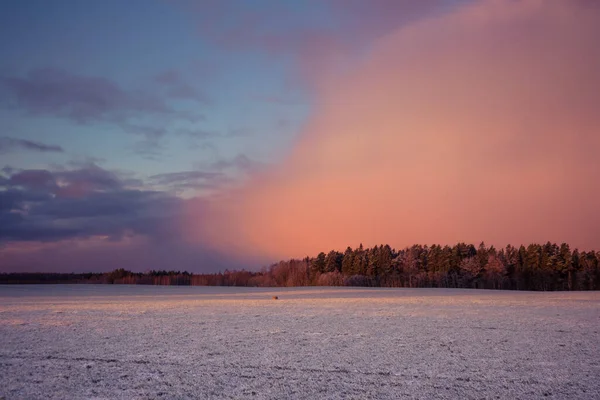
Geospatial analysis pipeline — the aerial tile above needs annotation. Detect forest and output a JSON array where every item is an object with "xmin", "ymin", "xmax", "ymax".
[{"xmin": 1, "ymin": 242, "xmax": 599, "ymax": 291}]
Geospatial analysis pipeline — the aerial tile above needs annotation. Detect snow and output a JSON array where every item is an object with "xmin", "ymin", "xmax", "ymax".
[{"xmin": 1, "ymin": 285, "xmax": 599, "ymax": 399}]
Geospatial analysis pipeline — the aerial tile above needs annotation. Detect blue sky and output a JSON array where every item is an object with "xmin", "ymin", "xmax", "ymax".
[
  {"xmin": 1, "ymin": 1, "xmax": 461, "ymax": 200},
  {"xmin": 0, "ymin": 0, "xmax": 315, "ymax": 182}
]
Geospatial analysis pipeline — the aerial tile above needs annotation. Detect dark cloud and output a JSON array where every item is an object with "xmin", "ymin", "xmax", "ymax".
[
  {"xmin": 0, "ymin": 188, "xmax": 53, "ymax": 213},
  {"xmin": 8, "ymin": 169, "xmax": 57, "ymax": 191},
  {"xmin": 54, "ymin": 164, "xmax": 124, "ymax": 193},
  {"xmin": 6, "ymin": 164, "xmax": 125, "ymax": 195},
  {"xmin": 0, "ymin": 67, "xmax": 207, "ymax": 159},
  {"xmin": 0, "ymin": 68, "xmax": 171, "ymax": 123},
  {"xmin": 0, "ymin": 68, "xmax": 205, "ymax": 152},
  {"xmin": 0, "ymin": 164, "xmax": 250, "ymax": 273},
  {"xmin": 0, "ymin": 164, "xmax": 182, "ymax": 242},
  {"xmin": 1, "ymin": 166, "xmax": 16, "ymax": 174},
  {"xmin": 0, "ymin": 137, "xmax": 64, "ymax": 153}
]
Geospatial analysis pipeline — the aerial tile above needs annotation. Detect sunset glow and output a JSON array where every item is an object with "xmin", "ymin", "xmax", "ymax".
[
  {"xmin": 193, "ymin": 0, "xmax": 600, "ymax": 261},
  {"xmin": 1, "ymin": 0, "xmax": 599, "ymax": 271}
]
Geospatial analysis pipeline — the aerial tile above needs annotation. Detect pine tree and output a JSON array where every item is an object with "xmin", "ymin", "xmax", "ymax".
[
  {"xmin": 311, "ymin": 252, "xmax": 326, "ymax": 276},
  {"xmin": 341, "ymin": 246, "xmax": 355, "ymax": 276},
  {"xmin": 324, "ymin": 250, "xmax": 343, "ymax": 273}
]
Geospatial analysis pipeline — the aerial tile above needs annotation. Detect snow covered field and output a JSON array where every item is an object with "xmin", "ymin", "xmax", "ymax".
[{"xmin": 1, "ymin": 286, "xmax": 599, "ymax": 399}]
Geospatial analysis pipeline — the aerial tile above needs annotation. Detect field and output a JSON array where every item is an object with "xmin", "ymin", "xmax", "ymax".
[{"xmin": 1, "ymin": 286, "xmax": 599, "ymax": 399}]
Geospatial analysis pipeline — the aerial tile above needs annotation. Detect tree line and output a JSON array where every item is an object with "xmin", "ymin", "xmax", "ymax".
[{"xmin": 1, "ymin": 242, "xmax": 599, "ymax": 291}]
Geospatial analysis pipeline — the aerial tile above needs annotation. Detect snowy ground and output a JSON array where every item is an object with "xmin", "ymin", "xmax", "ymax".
[{"xmin": 1, "ymin": 286, "xmax": 599, "ymax": 400}]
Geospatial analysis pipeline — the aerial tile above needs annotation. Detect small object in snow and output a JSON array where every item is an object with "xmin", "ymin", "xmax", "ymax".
[{"xmin": 272, "ymin": 296, "xmax": 279, "ymax": 300}]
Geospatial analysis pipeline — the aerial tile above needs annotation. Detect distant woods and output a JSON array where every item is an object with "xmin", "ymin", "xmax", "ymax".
[{"xmin": 2, "ymin": 242, "xmax": 599, "ymax": 291}]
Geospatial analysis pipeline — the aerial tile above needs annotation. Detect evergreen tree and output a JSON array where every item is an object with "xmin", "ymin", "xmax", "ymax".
[
  {"xmin": 342, "ymin": 247, "xmax": 355, "ymax": 275},
  {"xmin": 324, "ymin": 250, "xmax": 343, "ymax": 273},
  {"xmin": 353, "ymin": 244, "xmax": 367, "ymax": 275},
  {"xmin": 311, "ymin": 252, "xmax": 326, "ymax": 276}
]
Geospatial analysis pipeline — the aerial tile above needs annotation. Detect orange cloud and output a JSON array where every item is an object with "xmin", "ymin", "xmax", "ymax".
[{"xmin": 190, "ymin": 0, "xmax": 600, "ymax": 262}]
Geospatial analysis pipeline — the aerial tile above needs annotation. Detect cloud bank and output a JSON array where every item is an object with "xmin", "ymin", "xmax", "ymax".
[
  {"xmin": 0, "ymin": 164, "xmax": 243, "ymax": 272},
  {"xmin": 192, "ymin": 0, "xmax": 600, "ymax": 261},
  {"xmin": 0, "ymin": 137, "xmax": 64, "ymax": 153}
]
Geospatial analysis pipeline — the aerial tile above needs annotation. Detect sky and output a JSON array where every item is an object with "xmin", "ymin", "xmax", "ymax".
[{"xmin": 1, "ymin": 0, "xmax": 599, "ymax": 273}]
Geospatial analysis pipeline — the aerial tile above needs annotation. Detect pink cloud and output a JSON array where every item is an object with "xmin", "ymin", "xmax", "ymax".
[{"xmin": 187, "ymin": 0, "xmax": 600, "ymax": 261}]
